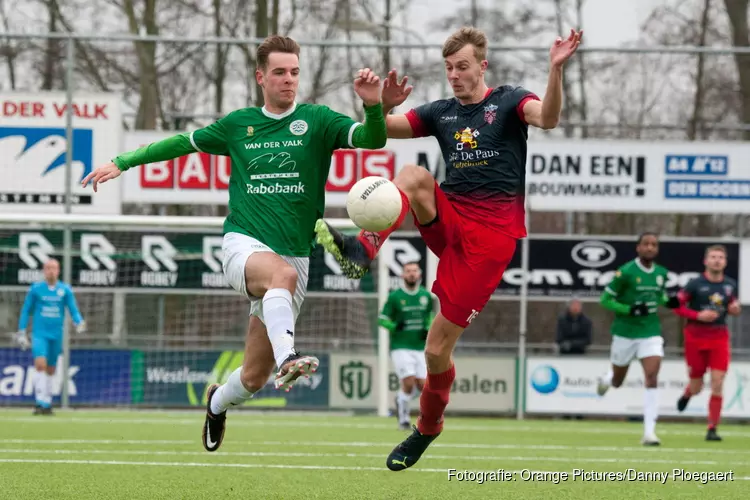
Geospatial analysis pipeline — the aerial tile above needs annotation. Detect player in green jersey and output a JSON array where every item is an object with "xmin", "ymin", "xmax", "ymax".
[
  {"xmin": 379, "ymin": 261, "xmax": 435, "ymax": 430},
  {"xmin": 597, "ymin": 232, "xmax": 680, "ymax": 446},
  {"xmin": 81, "ymin": 35, "xmax": 387, "ymax": 452}
]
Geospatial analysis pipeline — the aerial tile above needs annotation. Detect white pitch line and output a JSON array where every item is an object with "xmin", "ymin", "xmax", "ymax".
[
  {"xmin": 1, "ymin": 458, "xmax": 747, "ymax": 480},
  {"xmin": 6, "ymin": 415, "xmax": 750, "ymax": 437},
  {"xmin": 6, "ymin": 438, "xmax": 750, "ymax": 457},
  {"xmin": 1, "ymin": 447, "xmax": 748, "ymax": 467}
]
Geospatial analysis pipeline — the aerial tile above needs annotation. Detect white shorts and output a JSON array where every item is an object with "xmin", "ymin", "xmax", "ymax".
[
  {"xmin": 222, "ymin": 232, "xmax": 309, "ymax": 323},
  {"xmin": 610, "ymin": 335, "xmax": 664, "ymax": 367},
  {"xmin": 391, "ymin": 349, "xmax": 427, "ymax": 380}
]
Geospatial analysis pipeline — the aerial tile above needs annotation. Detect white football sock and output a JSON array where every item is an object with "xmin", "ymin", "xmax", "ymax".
[
  {"xmin": 263, "ymin": 288, "xmax": 296, "ymax": 369},
  {"xmin": 643, "ymin": 388, "xmax": 659, "ymax": 435},
  {"xmin": 46, "ymin": 372, "xmax": 54, "ymax": 406},
  {"xmin": 35, "ymin": 371, "xmax": 51, "ymax": 407},
  {"xmin": 210, "ymin": 367, "xmax": 255, "ymax": 415},
  {"xmin": 398, "ymin": 390, "xmax": 411, "ymax": 423},
  {"xmin": 604, "ymin": 367, "xmax": 614, "ymax": 385}
]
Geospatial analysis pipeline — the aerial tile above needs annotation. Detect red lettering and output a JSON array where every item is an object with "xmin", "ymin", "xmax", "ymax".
[
  {"xmin": 214, "ymin": 155, "xmax": 231, "ymax": 189},
  {"xmin": 361, "ymin": 150, "xmax": 395, "ymax": 178},
  {"xmin": 94, "ymin": 104, "xmax": 108, "ymax": 119},
  {"xmin": 326, "ymin": 150, "xmax": 358, "ymax": 192},
  {"xmin": 177, "ymin": 152, "xmax": 211, "ymax": 189},
  {"xmin": 52, "ymin": 102, "xmax": 108, "ymax": 119},
  {"xmin": 325, "ymin": 149, "xmax": 395, "ymax": 192},
  {"xmin": 1, "ymin": 101, "xmax": 45, "ymax": 117},
  {"xmin": 140, "ymin": 160, "xmax": 174, "ymax": 189},
  {"xmin": 2, "ymin": 101, "xmax": 16, "ymax": 116}
]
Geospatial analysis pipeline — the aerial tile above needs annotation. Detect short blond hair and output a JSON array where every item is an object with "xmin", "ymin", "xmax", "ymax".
[
  {"xmin": 442, "ymin": 27, "xmax": 488, "ymax": 61},
  {"xmin": 256, "ymin": 35, "xmax": 300, "ymax": 70},
  {"xmin": 705, "ymin": 244, "xmax": 727, "ymax": 257}
]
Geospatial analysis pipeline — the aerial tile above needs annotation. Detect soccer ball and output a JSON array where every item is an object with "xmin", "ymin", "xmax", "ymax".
[{"xmin": 346, "ymin": 176, "xmax": 403, "ymax": 232}]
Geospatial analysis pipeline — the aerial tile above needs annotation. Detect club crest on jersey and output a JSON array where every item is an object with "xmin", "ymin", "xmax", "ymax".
[
  {"xmin": 656, "ymin": 275, "xmax": 663, "ymax": 286},
  {"xmin": 290, "ymin": 120, "xmax": 308, "ymax": 136},
  {"xmin": 484, "ymin": 104, "xmax": 498, "ymax": 124},
  {"xmin": 420, "ymin": 296, "xmax": 428, "ymax": 306},
  {"xmin": 725, "ymin": 285, "xmax": 733, "ymax": 296},
  {"xmin": 454, "ymin": 127, "xmax": 479, "ymax": 150}
]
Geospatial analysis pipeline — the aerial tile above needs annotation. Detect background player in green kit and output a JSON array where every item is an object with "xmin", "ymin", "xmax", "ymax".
[
  {"xmin": 81, "ymin": 35, "xmax": 387, "ymax": 452},
  {"xmin": 379, "ymin": 261, "xmax": 435, "ymax": 430},
  {"xmin": 597, "ymin": 232, "xmax": 680, "ymax": 446}
]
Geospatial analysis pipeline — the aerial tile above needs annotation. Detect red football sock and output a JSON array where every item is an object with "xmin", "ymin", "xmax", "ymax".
[
  {"xmin": 416, "ymin": 364, "xmax": 456, "ymax": 436},
  {"xmin": 683, "ymin": 386, "xmax": 692, "ymax": 398},
  {"xmin": 356, "ymin": 188, "xmax": 411, "ymax": 260},
  {"xmin": 708, "ymin": 395, "xmax": 722, "ymax": 429}
]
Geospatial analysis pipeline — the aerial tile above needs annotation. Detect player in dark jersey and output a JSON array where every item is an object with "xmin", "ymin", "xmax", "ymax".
[
  {"xmin": 673, "ymin": 245, "xmax": 740, "ymax": 441},
  {"xmin": 315, "ymin": 26, "xmax": 582, "ymax": 471}
]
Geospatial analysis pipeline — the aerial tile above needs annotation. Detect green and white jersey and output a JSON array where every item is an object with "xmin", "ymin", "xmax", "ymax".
[
  {"xmin": 190, "ymin": 103, "xmax": 361, "ymax": 257},
  {"xmin": 380, "ymin": 286, "xmax": 434, "ymax": 351},
  {"xmin": 603, "ymin": 258, "xmax": 669, "ymax": 339}
]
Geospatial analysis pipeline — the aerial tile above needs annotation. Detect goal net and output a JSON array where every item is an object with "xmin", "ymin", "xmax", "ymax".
[{"xmin": 0, "ymin": 215, "xmax": 421, "ymax": 413}]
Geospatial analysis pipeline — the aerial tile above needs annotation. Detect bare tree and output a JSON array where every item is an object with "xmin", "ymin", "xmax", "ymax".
[{"xmin": 724, "ymin": 0, "xmax": 750, "ymax": 140}]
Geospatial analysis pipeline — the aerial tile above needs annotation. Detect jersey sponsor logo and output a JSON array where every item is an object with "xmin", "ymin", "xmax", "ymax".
[
  {"xmin": 244, "ymin": 140, "xmax": 304, "ymax": 150},
  {"xmin": 79, "ymin": 233, "xmax": 117, "ymax": 286},
  {"xmin": 246, "ymin": 182, "xmax": 305, "ymax": 195},
  {"xmin": 710, "ymin": 293, "xmax": 724, "ymax": 306},
  {"xmin": 570, "ymin": 241, "xmax": 616, "ymax": 268},
  {"xmin": 289, "ymin": 119, "xmax": 308, "ymax": 136},
  {"xmin": 247, "ymin": 126, "xmax": 254, "ymax": 137},
  {"xmin": 141, "ymin": 235, "xmax": 179, "ymax": 287},
  {"xmin": 484, "ymin": 104, "xmax": 498, "ymax": 124},
  {"xmin": 18, "ymin": 232, "xmax": 55, "ymax": 285},
  {"xmin": 247, "ymin": 151, "xmax": 297, "ymax": 171},
  {"xmin": 454, "ymin": 127, "xmax": 480, "ymax": 150},
  {"xmin": 201, "ymin": 236, "xmax": 228, "ymax": 288}
]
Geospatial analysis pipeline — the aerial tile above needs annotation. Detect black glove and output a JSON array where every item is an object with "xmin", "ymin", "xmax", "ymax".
[
  {"xmin": 629, "ymin": 303, "xmax": 649, "ymax": 317},
  {"xmin": 664, "ymin": 294, "xmax": 680, "ymax": 309}
]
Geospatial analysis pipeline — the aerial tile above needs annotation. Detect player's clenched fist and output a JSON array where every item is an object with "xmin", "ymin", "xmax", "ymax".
[
  {"xmin": 353, "ymin": 67, "xmax": 382, "ymax": 107},
  {"xmin": 81, "ymin": 162, "xmax": 122, "ymax": 192}
]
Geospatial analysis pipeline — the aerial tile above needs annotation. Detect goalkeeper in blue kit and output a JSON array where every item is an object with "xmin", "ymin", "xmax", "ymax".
[{"xmin": 15, "ymin": 259, "xmax": 85, "ymax": 415}]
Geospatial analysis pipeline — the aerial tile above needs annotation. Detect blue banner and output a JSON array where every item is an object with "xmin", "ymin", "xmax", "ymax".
[{"xmin": 0, "ymin": 348, "xmax": 132, "ymax": 405}]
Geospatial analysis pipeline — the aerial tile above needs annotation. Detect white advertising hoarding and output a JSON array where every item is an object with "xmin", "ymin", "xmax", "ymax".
[
  {"xmin": 527, "ymin": 140, "xmax": 750, "ymax": 214},
  {"xmin": 121, "ymin": 133, "xmax": 749, "ymax": 214},
  {"xmin": 0, "ymin": 92, "xmax": 122, "ymax": 214},
  {"xmin": 329, "ymin": 353, "xmax": 516, "ymax": 413},
  {"xmin": 526, "ymin": 356, "xmax": 750, "ymax": 418},
  {"xmin": 121, "ymin": 131, "xmax": 442, "ymax": 206}
]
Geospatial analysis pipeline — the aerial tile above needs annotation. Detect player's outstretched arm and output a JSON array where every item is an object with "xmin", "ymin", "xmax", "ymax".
[
  {"xmin": 82, "ymin": 133, "xmax": 198, "ymax": 192},
  {"xmin": 348, "ymin": 68, "xmax": 388, "ymax": 149},
  {"xmin": 380, "ymin": 70, "xmax": 416, "ymax": 139},
  {"xmin": 522, "ymin": 29, "xmax": 582, "ymax": 130}
]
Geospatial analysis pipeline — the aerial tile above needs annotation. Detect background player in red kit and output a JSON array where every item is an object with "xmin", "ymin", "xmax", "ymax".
[
  {"xmin": 315, "ymin": 26, "xmax": 582, "ymax": 470},
  {"xmin": 673, "ymin": 245, "xmax": 740, "ymax": 441}
]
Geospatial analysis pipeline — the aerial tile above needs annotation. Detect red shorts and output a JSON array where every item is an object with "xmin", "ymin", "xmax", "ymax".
[
  {"xmin": 415, "ymin": 182, "xmax": 517, "ymax": 328},
  {"xmin": 684, "ymin": 325, "xmax": 730, "ymax": 378}
]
